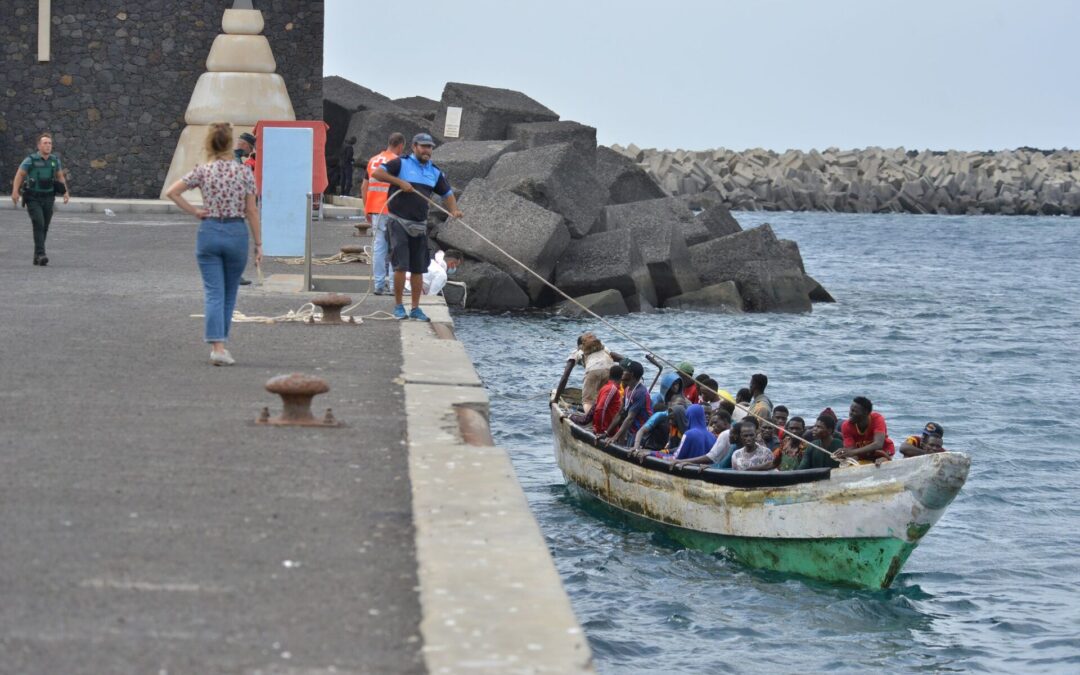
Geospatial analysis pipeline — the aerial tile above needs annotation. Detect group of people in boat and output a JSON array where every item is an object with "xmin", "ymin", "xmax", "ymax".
[{"xmin": 556, "ymin": 332, "xmax": 949, "ymax": 472}]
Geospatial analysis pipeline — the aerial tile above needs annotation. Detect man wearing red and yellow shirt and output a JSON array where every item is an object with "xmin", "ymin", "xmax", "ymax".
[{"xmin": 839, "ymin": 396, "xmax": 895, "ymax": 462}]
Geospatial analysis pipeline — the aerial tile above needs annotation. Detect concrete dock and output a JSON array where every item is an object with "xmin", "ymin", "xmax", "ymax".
[{"xmin": 0, "ymin": 200, "xmax": 592, "ymax": 673}]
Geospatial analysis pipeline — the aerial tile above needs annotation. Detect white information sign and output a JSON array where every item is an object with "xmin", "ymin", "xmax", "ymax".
[
  {"xmin": 260, "ymin": 126, "xmax": 314, "ymax": 257},
  {"xmin": 443, "ymin": 106, "xmax": 463, "ymax": 138}
]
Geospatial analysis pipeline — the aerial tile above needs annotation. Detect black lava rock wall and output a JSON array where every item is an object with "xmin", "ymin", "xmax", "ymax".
[{"xmin": 1, "ymin": 1, "xmax": 323, "ymax": 198}]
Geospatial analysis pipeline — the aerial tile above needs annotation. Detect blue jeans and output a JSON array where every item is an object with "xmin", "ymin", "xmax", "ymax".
[
  {"xmin": 371, "ymin": 213, "xmax": 392, "ymax": 291},
  {"xmin": 196, "ymin": 218, "xmax": 249, "ymax": 343}
]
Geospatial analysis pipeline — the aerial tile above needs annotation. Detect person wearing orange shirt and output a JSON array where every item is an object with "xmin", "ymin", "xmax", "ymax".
[{"xmin": 360, "ymin": 132, "xmax": 405, "ymax": 295}]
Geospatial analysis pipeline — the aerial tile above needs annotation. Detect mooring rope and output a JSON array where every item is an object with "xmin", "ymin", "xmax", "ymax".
[
  {"xmin": 415, "ymin": 191, "xmax": 855, "ymax": 466},
  {"xmin": 272, "ymin": 249, "xmax": 371, "ymax": 266}
]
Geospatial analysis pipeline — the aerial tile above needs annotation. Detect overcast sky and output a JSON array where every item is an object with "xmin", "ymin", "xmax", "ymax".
[{"xmin": 323, "ymin": 0, "xmax": 1076, "ymax": 152}]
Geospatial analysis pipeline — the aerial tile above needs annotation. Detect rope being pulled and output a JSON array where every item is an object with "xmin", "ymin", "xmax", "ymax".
[{"xmin": 415, "ymin": 191, "xmax": 855, "ymax": 466}]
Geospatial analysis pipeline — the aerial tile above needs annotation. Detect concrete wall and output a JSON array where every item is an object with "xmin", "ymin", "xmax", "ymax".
[{"xmin": 1, "ymin": 1, "xmax": 323, "ymax": 198}]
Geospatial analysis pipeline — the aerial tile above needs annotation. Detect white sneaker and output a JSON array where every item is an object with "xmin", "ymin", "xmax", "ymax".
[{"xmin": 210, "ymin": 349, "xmax": 235, "ymax": 366}]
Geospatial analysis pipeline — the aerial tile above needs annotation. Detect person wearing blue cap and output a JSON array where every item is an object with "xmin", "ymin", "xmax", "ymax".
[
  {"xmin": 371, "ymin": 132, "xmax": 463, "ymax": 321},
  {"xmin": 899, "ymin": 422, "xmax": 948, "ymax": 456}
]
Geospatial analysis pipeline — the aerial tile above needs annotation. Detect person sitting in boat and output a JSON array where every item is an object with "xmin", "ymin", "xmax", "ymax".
[
  {"xmin": 600, "ymin": 360, "xmax": 650, "ymax": 445},
  {"xmin": 590, "ymin": 364, "xmax": 624, "ymax": 436},
  {"xmin": 674, "ymin": 411, "xmax": 734, "ymax": 470},
  {"xmin": 709, "ymin": 407, "xmax": 732, "ymax": 436},
  {"xmin": 670, "ymin": 404, "xmax": 716, "ymax": 461},
  {"xmin": 731, "ymin": 417, "xmax": 776, "ymax": 471},
  {"xmin": 899, "ymin": 422, "xmax": 948, "ymax": 457},
  {"xmin": 747, "ymin": 373, "xmax": 773, "ymax": 422},
  {"xmin": 774, "ymin": 416, "xmax": 807, "ymax": 470},
  {"xmin": 676, "ymin": 361, "xmax": 699, "ymax": 403},
  {"xmin": 554, "ymin": 332, "xmax": 625, "ymax": 413},
  {"xmin": 697, "ymin": 375, "xmax": 721, "ymax": 414},
  {"xmin": 629, "ymin": 373, "xmax": 688, "ymax": 456},
  {"xmin": 759, "ymin": 417, "xmax": 781, "ymax": 451},
  {"xmin": 798, "ymin": 413, "xmax": 844, "ymax": 469},
  {"xmin": 732, "ymin": 388, "xmax": 751, "ymax": 422},
  {"xmin": 772, "ymin": 405, "xmax": 789, "ymax": 441},
  {"xmin": 838, "ymin": 396, "xmax": 895, "ymax": 463}
]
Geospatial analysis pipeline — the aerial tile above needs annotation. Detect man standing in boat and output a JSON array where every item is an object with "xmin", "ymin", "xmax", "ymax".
[
  {"xmin": 600, "ymin": 361, "xmax": 651, "ymax": 445},
  {"xmin": 747, "ymin": 373, "xmax": 773, "ymax": 422}
]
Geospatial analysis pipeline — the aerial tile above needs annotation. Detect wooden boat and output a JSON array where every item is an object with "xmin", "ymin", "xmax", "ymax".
[{"xmin": 550, "ymin": 391, "xmax": 970, "ymax": 589}]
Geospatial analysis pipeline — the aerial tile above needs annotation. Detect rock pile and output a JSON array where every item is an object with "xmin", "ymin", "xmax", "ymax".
[
  {"xmin": 324, "ymin": 77, "xmax": 830, "ymax": 313},
  {"xmin": 612, "ymin": 145, "xmax": 1080, "ymax": 216}
]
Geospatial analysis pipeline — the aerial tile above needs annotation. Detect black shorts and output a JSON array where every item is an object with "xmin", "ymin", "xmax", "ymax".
[{"xmin": 388, "ymin": 217, "xmax": 429, "ymax": 274}]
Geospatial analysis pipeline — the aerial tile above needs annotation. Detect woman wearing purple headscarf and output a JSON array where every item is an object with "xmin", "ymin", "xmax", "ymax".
[{"xmin": 672, "ymin": 404, "xmax": 716, "ymax": 461}]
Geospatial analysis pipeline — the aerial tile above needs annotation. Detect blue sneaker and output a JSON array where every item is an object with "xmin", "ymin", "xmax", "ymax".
[
  {"xmin": 393, "ymin": 304, "xmax": 407, "ymax": 320},
  {"xmin": 408, "ymin": 307, "xmax": 430, "ymax": 322}
]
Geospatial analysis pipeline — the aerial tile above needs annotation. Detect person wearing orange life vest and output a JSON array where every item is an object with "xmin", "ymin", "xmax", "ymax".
[{"xmin": 360, "ymin": 132, "xmax": 406, "ymax": 295}]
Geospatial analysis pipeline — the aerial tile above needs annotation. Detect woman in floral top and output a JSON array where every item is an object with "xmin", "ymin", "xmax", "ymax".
[{"xmin": 166, "ymin": 123, "xmax": 261, "ymax": 366}]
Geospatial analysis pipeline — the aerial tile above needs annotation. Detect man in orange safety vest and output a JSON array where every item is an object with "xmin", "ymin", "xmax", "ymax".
[{"xmin": 360, "ymin": 132, "xmax": 406, "ymax": 294}]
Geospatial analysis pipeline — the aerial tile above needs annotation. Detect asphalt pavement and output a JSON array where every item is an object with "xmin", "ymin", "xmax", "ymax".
[{"xmin": 0, "ymin": 208, "xmax": 424, "ymax": 673}]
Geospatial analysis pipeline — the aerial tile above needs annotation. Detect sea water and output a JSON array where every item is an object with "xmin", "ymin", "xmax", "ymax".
[{"xmin": 452, "ymin": 211, "xmax": 1080, "ymax": 673}]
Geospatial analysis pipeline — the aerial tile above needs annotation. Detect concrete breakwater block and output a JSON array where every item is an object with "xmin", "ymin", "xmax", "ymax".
[
  {"xmin": 433, "ymin": 82, "xmax": 559, "ymax": 141},
  {"xmin": 442, "ymin": 260, "xmax": 530, "ymax": 311},
  {"xmin": 689, "ymin": 224, "xmax": 813, "ymax": 313},
  {"xmin": 555, "ymin": 289, "xmax": 629, "ymax": 318},
  {"xmin": 323, "ymin": 75, "xmax": 400, "ymax": 153},
  {"xmin": 663, "ymin": 282, "xmax": 744, "ymax": 313},
  {"xmin": 595, "ymin": 146, "xmax": 668, "ymax": 205},
  {"xmin": 432, "ymin": 140, "xmax": 520, "ymax": 194},
  {"xmin": 600, "ymin": 200, "xmax": 701, "ymax": 301},
  {"xmin": 628, "ymin": 144, "xmax": 1080, "ymax": 216},
  {"xmin": 346, "ymin": 109, "xmax": 438, "ymax": 165},
  {"xmin": 553, "ymin": 229, "xmax": 658, "ymax": 312},
  {"xmin": 393, "ymin": 95, "xmax": 440, "ymax": 119},
  {"xmin": 486, "ymin": 143, "xmax": 605, "ymax": 239},
  {"xmin": 507, "ymin": 120, "xmax": 598, "ymax": 156},
  {"xmin": 439, "ymin": 180, "xmax": 570, "ymax": 302}
]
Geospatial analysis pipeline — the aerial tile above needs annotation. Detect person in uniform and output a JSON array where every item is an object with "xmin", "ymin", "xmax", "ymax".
[{"xmin": 11, "ymin": 132, "xmax": 70, "ymax": 266}]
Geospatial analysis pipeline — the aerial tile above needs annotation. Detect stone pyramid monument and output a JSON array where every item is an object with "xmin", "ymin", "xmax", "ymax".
[{"xmin": 160, "ymin": 0, "xmax": 296, "ymax": 198}]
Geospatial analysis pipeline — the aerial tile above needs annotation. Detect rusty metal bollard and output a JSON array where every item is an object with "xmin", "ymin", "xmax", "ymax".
[
  {"xmin": 256, "ymin": 373, "xmax": 343, "ymax": 427},
  {"xmin": 339, "ymin": 244, "xmax": 365, "ymax": 256},
  {"xmin": 309, "ymin": 293, "xmax": 352, "ymax": 324}
]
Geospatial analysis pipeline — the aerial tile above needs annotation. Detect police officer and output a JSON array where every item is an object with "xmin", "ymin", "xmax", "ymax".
[{"xmin": 11, "ymin": 132, "xmax": 70, "ymax": 266}]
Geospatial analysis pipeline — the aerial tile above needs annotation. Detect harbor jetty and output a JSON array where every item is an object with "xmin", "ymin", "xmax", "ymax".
[
  {"xmin": 0, "ymin": 203, "xmax": 592, "ymax": 674},
  {"xmin": 612, "ymin": 144, "xmax": 1080, "ymax": 216}
]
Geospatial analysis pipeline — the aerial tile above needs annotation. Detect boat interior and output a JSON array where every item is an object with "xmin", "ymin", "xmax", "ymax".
[{"xmin": 555, "ymin": 389, "xmax": 833, "ymax": 489}]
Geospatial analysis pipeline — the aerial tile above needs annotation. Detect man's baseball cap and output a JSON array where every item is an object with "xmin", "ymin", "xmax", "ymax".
[
  {"xmin": 412, "ymin": 133, "xmax": 436, "ymax": 147},
  {"xmin": 239, "ymin": 132, "xmax": 257, "ymax": 146},
  {"xmin": 676, "ymin": 361, "xmax": 694, "ymax": 376},
  {"xmin": 922, "ymin": 422, "xmax": 944, "ymax": 438}
]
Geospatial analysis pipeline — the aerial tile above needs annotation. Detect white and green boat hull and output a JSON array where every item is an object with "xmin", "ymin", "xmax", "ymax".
[{"xmin": 551, "ymin": 399, "xmax": 969, "ymax": 588}]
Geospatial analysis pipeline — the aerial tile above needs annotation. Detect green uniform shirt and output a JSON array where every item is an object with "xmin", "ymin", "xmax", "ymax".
[{"xmin": 20, "ymin": 152, "xmax": 62, "ymax": 195}]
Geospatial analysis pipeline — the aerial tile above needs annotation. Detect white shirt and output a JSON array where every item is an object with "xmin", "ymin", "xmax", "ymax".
[
  {"xmin": 732, "ymin": 443, "xmax": 774, "ymax": 471},
  {"xmin": 403, "ymin": 250, "xmax": 450, "ymax": 296},
  {"xmin": 568, "ymin": 346, "xmax": 614, "ymax": 374},
  {"xmin": 706, "ymin": 429, "xmax": 735, "ymax": 462}
]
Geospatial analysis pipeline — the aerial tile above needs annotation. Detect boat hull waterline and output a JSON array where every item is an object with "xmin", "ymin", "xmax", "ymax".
[{"xmin": 550, "ymin": 397, "xmax": 970, "ymax": 588}]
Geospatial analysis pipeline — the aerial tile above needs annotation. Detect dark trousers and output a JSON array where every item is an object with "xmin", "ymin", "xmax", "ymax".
[
  {"xmin": 339, "ymin": 164, "xmax": 354, "ymax": 195},
  {"xmin": 26, "ymin": 194, "xmax": 55, "ymax": 257}
]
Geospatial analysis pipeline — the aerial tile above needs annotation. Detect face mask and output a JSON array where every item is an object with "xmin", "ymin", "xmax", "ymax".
[
  {"xmin": 234, "ymin": 148, "xmax": 247, "ymax": 160},
  {"xmin": 446, "ymin": 267, "xmax": 457, "ymax": 276}
]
